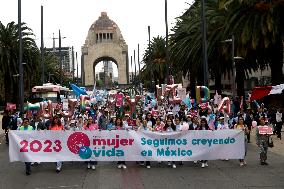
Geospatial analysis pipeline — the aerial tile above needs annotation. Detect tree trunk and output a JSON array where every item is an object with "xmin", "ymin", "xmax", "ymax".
[
  {"xmin": 214, "ymin": 74, "xmax": 222, "ymax": 94},
  {"xmin": 236, "ymin": 62, "xmax": 245, "ymax": 98},
  {"xmin": 189, "ymin": 72, "xmax": 196, "ymax": 98},
  {"xmin": 4, "ymin": 73, "xmax": 14, "ymax": 103},
  {"xmin": 270, "ymin": 38, "xmax": 283, "ymax": 85}
]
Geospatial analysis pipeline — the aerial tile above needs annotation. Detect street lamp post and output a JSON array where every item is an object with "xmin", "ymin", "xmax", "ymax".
[
  {"xmin": 41, "ymin": 5, "xmax": 45, "ymax": 85},
  {"xmin": 148, "ymin": 26, "xmax": 154, "ymax": 92},
  {"xmin": 222, "ymin": 35, "xmax": 236, "ymax": 97},
  {"xmin": 76, "ymin": 52, "xmax": 79, "ymax": 85},
  {"xmin": 59, "ymin": 29, "xmax": 62, "ymax": 85},
  {"xmin": 18, "ymin": 0, "xmax": 24, "ymax": 114},
  {"xmin": 48, "ymin": 73, "xmax": 54, "ymax": 82},
  {"xmin": 201, "ymin": 0, "xmax": 209, "ymax": 87},
  {"xmin": 165, "ymin": 0, "xmax": 170, "ymax": 84}
]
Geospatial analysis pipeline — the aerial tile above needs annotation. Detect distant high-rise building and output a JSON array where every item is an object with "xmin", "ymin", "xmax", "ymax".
[{"xmin": 46, "ymin": 47, "xmax": 74, "ymax": 76}]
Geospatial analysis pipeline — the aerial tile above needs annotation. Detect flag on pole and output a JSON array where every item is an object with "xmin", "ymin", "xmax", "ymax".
[{"xmin": 250, "ymin": 84, "xmax": 284, "ymax": 101}]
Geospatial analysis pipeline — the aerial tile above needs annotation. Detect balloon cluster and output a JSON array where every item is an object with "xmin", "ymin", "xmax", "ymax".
[
  {"xmin": 217, "ymin": 97, "xmax": 231, "ymax": 113},
  {"xmin": 196, "ymin": 86, "xmax": 210, "ymax": 103}
]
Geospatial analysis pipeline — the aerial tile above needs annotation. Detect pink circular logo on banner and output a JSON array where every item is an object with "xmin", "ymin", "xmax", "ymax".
[{"xmin": 67, "ymin": 132, "xmax": 91, "ymax": 154}]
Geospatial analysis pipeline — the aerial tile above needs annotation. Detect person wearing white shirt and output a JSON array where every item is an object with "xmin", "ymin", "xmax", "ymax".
[{"xmin": 275, "ymin": 109, "xmax": 283, "ymax": 139}]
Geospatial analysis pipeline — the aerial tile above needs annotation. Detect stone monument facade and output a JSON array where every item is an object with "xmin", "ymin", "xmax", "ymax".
[{"xmin": 81, "ymin": 12, "xmax": 129, "ymax": 87}]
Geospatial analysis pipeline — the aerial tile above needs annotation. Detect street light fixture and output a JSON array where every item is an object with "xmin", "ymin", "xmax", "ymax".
[{"xmin": 222, "ymin": 35, "xmax": 236, "ymax": 97}]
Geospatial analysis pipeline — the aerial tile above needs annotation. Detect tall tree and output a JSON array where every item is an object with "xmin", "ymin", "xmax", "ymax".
[
  {"xmin": 0, "ymin": 21, "xmax": 39, "ymax": 104},
  {"xmin": 140, "ymin": 36, "xmax": 168, "ymax": 86},
  {"xmin": 224, "ymin": 0, "xmax": 284, "ymax": 85}
]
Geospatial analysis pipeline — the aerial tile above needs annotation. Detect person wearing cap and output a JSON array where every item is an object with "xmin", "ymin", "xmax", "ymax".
[
  {"xmin": 123, "ymin": 114, "xmax": 135, "ymax": 130},
  {"xmin": 256, "ymin": 117, "xmax": 272, "ymax": 165},
  {"xmin": 186, "ymin": 114, "xmax": 193, "ymax": 130}
]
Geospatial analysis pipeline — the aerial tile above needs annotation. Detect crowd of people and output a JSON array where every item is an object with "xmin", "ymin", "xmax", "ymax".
[{"xmin": 2, "ymin": 93, "xmax": 283, "ymax": 175}]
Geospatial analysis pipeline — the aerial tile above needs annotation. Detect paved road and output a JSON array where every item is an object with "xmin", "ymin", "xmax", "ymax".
[{"xmin": 0, "ymin": 132, "xmax": 284, "ymax": 189}]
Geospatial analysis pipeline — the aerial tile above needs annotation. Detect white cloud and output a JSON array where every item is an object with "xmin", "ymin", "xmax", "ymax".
[{"xmin": 0, "ymin": 0, "xmax": 191, "ymax": 77}]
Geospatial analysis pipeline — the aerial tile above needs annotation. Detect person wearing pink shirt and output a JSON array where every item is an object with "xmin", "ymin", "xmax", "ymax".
[
  {"xmin": 84, "ymin": 117, "xmax": 98, "ymax": 170},
  {"xmin": 154, "ymin": 117, "xmax": 165, "ymax": 131}
]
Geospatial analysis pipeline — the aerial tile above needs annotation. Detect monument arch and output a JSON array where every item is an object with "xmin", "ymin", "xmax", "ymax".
[{"xmin": 81, "ymin": 12, "xmax": 129, "ymax": 87}]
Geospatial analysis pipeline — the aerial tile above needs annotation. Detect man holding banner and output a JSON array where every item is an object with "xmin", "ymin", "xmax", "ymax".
[{"xmin": 256, "ymin": 117, "xmax": 273, "ymax": 165}]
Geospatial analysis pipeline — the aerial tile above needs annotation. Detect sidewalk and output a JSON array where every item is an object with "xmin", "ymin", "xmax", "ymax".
[
  {"xmin": 250, "ymin": 127, "xmax": 284, "ymax": 157},
  {"xmin": 0, "ymin": 114, "xmax": 3, "ymax": 135}
]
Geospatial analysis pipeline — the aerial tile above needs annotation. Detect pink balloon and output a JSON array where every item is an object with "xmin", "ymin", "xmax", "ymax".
[
  {"xmin": 218, "ymin": 97, "xmax": 231, "ymax": 113},
  {"xmin": 252, "ymin": 121, "xmax": 257, "ymax": 128}
]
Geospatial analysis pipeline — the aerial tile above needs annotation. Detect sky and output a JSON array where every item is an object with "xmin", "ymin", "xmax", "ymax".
[{"xmin": 0, "ymin": 0, "xmax": 191, "ymax": 77}]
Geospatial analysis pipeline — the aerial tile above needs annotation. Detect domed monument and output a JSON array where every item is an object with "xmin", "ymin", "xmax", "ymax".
[{"xmin": 81, "ymin": 12, "xmax": 129, "ymax": 87}]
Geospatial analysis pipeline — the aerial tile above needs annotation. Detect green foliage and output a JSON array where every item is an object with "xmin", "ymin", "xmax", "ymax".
[
  {"xmin": 140, "ymin": 36, "xmax": 169, "ymax": 86},
  {"xmin": 169, "ymin": 0, "xmax": 284, "ymax": 90},
  {"xmin": 0, "ymin": 21, "xmax": 71, "ymax": 105}
]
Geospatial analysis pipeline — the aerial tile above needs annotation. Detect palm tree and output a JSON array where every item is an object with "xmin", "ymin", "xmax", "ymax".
[
  {"xmin": 170, "ymin": 0, "xmax": 233, "ymax": 94},
  {"xmin": 0, "ymin": 21, "xmax": 40, "ymax": 104},
  {"xmin": 141, "ymin": 36, "xmax": 168, "ymax": 86},
  {"xmin": 224, "ymin": 0, "xmax": 284, "ymax": 85}
]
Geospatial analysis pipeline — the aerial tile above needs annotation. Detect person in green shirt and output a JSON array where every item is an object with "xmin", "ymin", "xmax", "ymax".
[
  {"xmin": 18, "ymin": 118, "xmax": 34, "ymax": 131},
  {"xmin": 19, "ymin": 118, "xmax": 34, "ymax": 175}
]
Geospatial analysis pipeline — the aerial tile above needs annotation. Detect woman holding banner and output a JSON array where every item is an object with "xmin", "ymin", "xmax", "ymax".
[
  {"xmin": 234, "ymin": 116, "xmax": 248, "ymax": 167},
  {"xmin": 197, "ymin": 118, "xmax": 210, "ymax": 168},
  {"xmin": 115, "ymin": 117, "xmax": 127, "ymax": 169},
  {"xmin": 138, "ymin": 119, "xmax": 152, "ymax": 168},
  {"xmin": 154, "ymin": 117, "xmax": 165, "ymax": 131},
  {"xmin": 84, "ymin": 116, "xmax": 99, "ymax": 170},
  {"xmin": 164, "ymin": 118, "xmax": 177, "ymax": 168},
  {"xmin": 49, "ymin": 116, "xmax": 64, "ymax": 173}
]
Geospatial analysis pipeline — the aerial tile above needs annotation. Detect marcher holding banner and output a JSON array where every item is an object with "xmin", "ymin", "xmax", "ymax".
[
  {"xmin": 234, "ymin": 116, "xmax": 248, "ymax": 167},
  {"xmin": 164, "ymin": 118, "xmax": 177, "ymax": 168},
  {"xmin": 49, "ymin": 116, "xmax": 64, "ymax": 173},
  {"xmin": 115, "ymin": 117, "xmax": 127, "ymax": 169},
  {"xmin": 138, "ymin": 119, "xmax": 153, "ymax": 168},
  {"xmin": 84, "ymin": 117, "xmax": 98, "ymax": 170},
  {"xmin": 256, "ymin": 117, "xmax": 272, "ymax": 165},
  {"xmin": 197, "ymin": 118, "xmax": 210, "ymax": 168}
]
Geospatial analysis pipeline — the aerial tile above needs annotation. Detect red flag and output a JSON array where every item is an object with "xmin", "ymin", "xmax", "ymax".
[
  {"xmin": 250, "ymin": 86, "xmax": 272, "ymax": 101},
  {"xmin": 250, "ymin": 84, "xmax": 284, "ymax": 101},
  {"xmin": 6, "ymin": 103, "xmax": 16, "ymax": 110}
]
